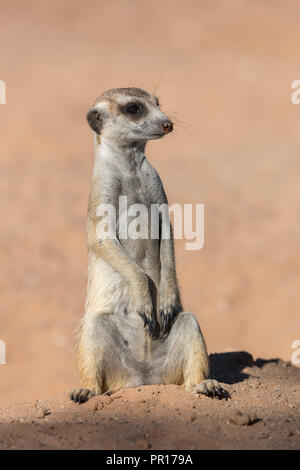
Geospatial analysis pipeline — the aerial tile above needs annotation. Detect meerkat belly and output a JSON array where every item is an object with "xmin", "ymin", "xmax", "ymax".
[
  {"xmin": 85, "ymin": 240, "xmax": 160, "ymax": 315},
  {"xmin": 85, "ymin": 252, "xmax": 133, "ymax": 316}
]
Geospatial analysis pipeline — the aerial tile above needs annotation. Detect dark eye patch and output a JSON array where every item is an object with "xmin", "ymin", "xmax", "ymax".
[
  {"xmin": 126, "ymin": 103, "xmax": 141, "ymax": 114},
  {"xmin": 119, "ymin": 101, "xmax": 148, "ymax": 120}
]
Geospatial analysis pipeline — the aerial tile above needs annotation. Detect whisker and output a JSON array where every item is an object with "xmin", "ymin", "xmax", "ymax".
[{"xmin": 152, "ymin": 75, "xmax": 164, "ymax": 96}]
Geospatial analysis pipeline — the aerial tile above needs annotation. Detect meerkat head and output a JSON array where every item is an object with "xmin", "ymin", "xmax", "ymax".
[{"xmin": 87, "ymin": 87, "xmax": 173, "ymax": 144}]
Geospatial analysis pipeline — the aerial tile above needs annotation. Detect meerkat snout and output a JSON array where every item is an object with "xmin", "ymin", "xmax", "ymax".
[{"xmin": 162, "ymin": 120, "xmax": 173, "ymax": 134}]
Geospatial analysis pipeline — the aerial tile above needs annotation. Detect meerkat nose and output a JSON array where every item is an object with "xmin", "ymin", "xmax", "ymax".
[{"xmin": 161, "ymin": 121, "xmax": 173, "ymax": 134}]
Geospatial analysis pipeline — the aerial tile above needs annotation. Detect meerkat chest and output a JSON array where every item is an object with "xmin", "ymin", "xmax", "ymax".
[
  {"xmin": 119, "ymin": 160, "xmax": 164, "ymax": 208},
  {"xmin": 115, "ymin": 161, "xmax": 162, "ymax": 278}
]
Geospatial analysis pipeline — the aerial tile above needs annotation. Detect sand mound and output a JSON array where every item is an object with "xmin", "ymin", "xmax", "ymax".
[{"xmin": 0, "ymin": 352, "xmax": 299, "ymax": 450}]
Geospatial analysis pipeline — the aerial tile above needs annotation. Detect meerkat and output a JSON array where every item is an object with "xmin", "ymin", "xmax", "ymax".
[{"xmin": 70, "ymin": 87, "xmax": 227, "ymax": 403}]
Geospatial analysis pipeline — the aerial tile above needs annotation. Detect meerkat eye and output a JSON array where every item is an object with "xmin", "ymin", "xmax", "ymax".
[{"xmin": 126, "ymin": 103, "xmax": 141, "ymax": 114}]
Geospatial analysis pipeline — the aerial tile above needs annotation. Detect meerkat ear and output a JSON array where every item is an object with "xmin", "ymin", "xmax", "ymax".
[{"xmin": 87, "ymin": 108, "xmax": 103, "ymax": 134}]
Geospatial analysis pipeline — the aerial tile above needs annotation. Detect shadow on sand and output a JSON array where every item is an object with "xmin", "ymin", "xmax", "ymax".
[{"xmin": 209, "ymin": 351, "xmax": 284, "ymax": 385}]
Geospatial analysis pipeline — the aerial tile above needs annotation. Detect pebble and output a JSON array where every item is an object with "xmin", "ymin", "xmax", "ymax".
[
  {"xmin": 251, "ymin": 379, "xmax": 261, "ymax": 389},
  {"xmin": 34, "ymin": 406, "xmax": 50, "ymax": 418},
  {"xmin": 258, "ymin": 432, "xmax": 269, "ymax": 439},
  {"xmin": 227, "ymin": 409, "xmax": 258, "ymax": 426}
]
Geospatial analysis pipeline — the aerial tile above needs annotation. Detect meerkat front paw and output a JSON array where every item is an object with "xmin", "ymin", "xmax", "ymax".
[
  {"xmin": 138, "ymin": 306, "xmax": 157, "ymax": 339},
  {"xmin": 134, "ymin": 275, "xmax": 158, "ymax": 339},
  {"xmin": 70, "ymin": 388, "xmax": 95, "ymax": 404},
  {"xmin": 159, "ymin": 293, "xmax": 182, "ymax": 337},
  {"xmin": 192, "ymin": 379, "xmax": 230, "ymax": 400}
]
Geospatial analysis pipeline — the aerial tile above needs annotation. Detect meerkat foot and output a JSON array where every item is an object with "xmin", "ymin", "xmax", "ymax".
[
  {"xmin": 192, "ymin": 379, "xmax": 230, "ymax": 400},
  {"xmin": 70, "ymin": 388, "xmax": 95, "ymax": 404}
]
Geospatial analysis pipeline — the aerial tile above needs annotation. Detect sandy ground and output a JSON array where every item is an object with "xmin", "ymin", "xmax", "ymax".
[
  {"xmin": 0, "ymin": 0, "xmax": 299, "ymax": 450},
  {"xmin": 0, "ymin": 352, "xmax": 299, "ymax": 450}
]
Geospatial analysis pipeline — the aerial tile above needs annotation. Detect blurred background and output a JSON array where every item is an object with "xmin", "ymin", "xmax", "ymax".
[{"xmin": 0, "ymin": 0, "xmax": 300, "ymax": 406}]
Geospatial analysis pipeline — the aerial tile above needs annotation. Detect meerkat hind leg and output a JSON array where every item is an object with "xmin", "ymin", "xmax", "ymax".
[
  {"xmin": 71, "ymin": 313, "xmax": 142, "ymax": 404},
  {"xmin": 159, "ymin": 312, "xmax": 229, "ymax": 399}
]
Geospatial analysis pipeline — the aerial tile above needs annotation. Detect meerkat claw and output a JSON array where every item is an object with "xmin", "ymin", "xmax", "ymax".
[
  {"xmin": 138, "ymin": 312, "xmax": 147, "ymax": 328},
  {"xmin": 160, "ymin": 308, "xmax": 178, "ymax": 337},
  {"xmin": 193, "ymin": 379, "xmax": 229, "ymax": 400},
  {"xmin": 218, "ymin": 388, "xmax": 231, "ymax": 400},
  {"xmin": 139, "ymin": 312, "xmax": 157, "ymax": 338},
  {"xmin": 148, "ymin": 318, "xmax": 157, "ymax": 338}
]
